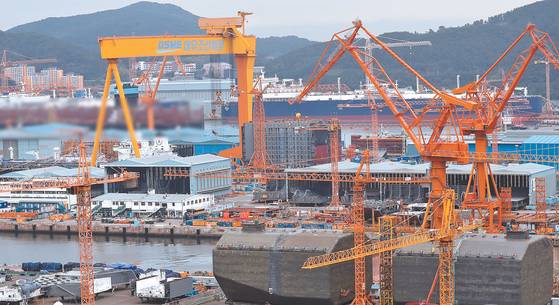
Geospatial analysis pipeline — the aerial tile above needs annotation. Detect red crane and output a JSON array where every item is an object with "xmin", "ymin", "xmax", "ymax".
[
  {"xmin": 454, "ymin": 24, "xmax": 559, "ymax": 231},
  {"xmin": 291, "ymin": 20, "xmax": 476, "ymax": 229}
]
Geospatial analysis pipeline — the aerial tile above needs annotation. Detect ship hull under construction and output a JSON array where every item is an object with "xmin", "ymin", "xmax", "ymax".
[{"xmin": 213, "ymin": 231, "xmax": 371, "ymax": 305}]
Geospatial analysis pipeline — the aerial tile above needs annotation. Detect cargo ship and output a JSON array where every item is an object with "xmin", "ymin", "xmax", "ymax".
[{"xmin": 221, "ymin": 76, "xmax": 546, "ymax": 123}]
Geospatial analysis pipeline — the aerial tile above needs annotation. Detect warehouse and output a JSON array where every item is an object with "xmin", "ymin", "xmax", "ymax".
[
  {"xmin": 285, "ymin": 160, "xmax": 556, "ymax": 207},
  {"xmin": 103, "ymin": 154, "xmax": 232, "ymax": 196},
  {"xmin": 0, "ymin": 166, "xmax": 107, "ymax": 213},
  {"xmin": 0, "ymin": 123, "xmax": 87, "ymax": 160},
  {"xmin": 520, "ymin": 135, "xmax": 559, "ymax": 170},
  {"xmin": 92, "ymin": 193, "xmax": 215, "ymax": 218},
  {"xmin": 170, "ymin": 136, "xmax": 237, "ymax": 157}
]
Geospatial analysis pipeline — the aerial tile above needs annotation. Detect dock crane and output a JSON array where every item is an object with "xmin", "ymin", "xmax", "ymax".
[
  {"xmin": 0, "ymin": 143, "xmax": 138, "ymax": 305},
  {"xmin": 290, "ymin": 20, "xmax": 476, "ymax": 229},
  {"xmin": 454, "ymin": 24, "xmax": 559, "ymax": 231},
  {"xmin": 93, "ymin": 13, "xmax": 256, "ymax": 164},
  {"xmin": 288, "ymin": 20, "xmax": 480, "ymax": 305}
]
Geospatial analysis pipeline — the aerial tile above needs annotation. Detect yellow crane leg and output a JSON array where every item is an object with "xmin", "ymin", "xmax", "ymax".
[
  {"xmin": 231, "ymin": 54, "xmax": 255, "ymax": 159},
  {"xmin": 91, "ymin": 65, "xmax": 113, "ymax": 165},
  {"xmin": 92, "ymin": 60, "xmax": 141, "ymax": 164},
  {"xmin": 110, "ymin": 60, "xmax": 140, "ymax": 159}
]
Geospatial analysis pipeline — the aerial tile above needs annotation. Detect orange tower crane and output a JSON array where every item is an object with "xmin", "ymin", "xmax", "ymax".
[
  {"xmin": 248, "ymin": 77, "xmax": 273, "ymax": 170},
  {"xmin": 454, "ymin": 24, "xmax": 559, "ymax": 231},
  {"xmin": 93, "ymin": 13, "xmax": 256, "ymax": 164},
  {"xmin": 329, "ymin": 119, "xmax": 341, "ymax": 206},
  {"xmin": 0, "ymin": 143, "xmax": 138, "ymax": 305},
  {"xmin": 291, "ymin": 20, "xmax": 476, "ymax": 228}
]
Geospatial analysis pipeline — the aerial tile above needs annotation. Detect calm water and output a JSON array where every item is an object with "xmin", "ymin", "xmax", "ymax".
[{"xmin": 0, "ymin": 233, "xmax": 216, "ymax": 272}]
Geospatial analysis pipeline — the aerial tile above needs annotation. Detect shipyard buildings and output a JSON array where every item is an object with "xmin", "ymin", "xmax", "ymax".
[
  {"xmin": 242, "ymin": 120, "xmax": 338, "ymax": 168},
  {"xmin": 103, "ymin": 154, "xmax": 232, "ymax": 196}
]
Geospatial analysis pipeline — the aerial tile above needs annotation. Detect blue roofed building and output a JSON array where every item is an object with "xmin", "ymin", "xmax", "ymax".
[
  {"xmin": 520, "ymin": 135, "xmax": 559, "ymax": 170},
  {"xmin": 103, "ymin": 154, "xmax": 231, "ymax": 196},
  {"xmin": 169, "ymin": 136, "xmax": 238, "ymax": 157}
]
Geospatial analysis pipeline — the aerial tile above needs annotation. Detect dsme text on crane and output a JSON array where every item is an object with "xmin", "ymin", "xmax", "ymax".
[{"xmin": 157, "ymin": 39, "xmax": 225, "ymax": 54}]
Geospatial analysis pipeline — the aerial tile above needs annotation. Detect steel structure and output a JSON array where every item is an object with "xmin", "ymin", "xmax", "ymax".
[
  {"xmin": 379, "ymin": 216, "xmax": 395, "ymax": 305},
  {"xmin": 290, "ymin": 20, "xmax": 476, "ymax": 229},
  {"xmin": 329, "ymin": 119, "xmax": 341, "ymax": 206},
  {"xmin": 535, "ymin": 177, "xmax": 547, "ymax": 233},
  {"xmin": 248, "ymin": 77, "xmax": 272, "ymax": 170},
  {"xmin": 93, "ymin": 13, "xmax": 256, "ymax": 164},
  {"xmin": 302, "ymin": 189, "xmax": 480, "ymax": 305},
  {"xmin": 454, "ymin": 24, "xmax": 559, "ymax": 231}
]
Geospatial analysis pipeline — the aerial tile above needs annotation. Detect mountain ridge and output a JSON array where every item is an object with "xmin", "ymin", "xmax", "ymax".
[{"xmin": 2, "ymin": 0, "xmax": 558, "ymax": 97}]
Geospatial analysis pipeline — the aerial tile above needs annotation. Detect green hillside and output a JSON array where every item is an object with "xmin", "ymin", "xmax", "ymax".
[
  {"xmin": 3, "ymin": 0, "xmax": 559, "ymax": 98},
  {"xmin": 265, "ymin": 0, "xmax": 559, "ymax": 97},
  {"xmin": 5, "ymin": 2, "xmax": 317, "ymax": 80}
]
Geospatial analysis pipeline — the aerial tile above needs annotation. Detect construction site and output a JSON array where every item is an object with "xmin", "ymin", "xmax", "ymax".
[{"xmin": 2, "ymin": 2, "xmax": 559, "ymax": 305}]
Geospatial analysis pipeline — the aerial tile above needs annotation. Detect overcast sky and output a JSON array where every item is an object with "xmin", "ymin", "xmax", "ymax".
[{"xmin": 3, "ymin": 0, "xmax": 541, "ymax": 40}]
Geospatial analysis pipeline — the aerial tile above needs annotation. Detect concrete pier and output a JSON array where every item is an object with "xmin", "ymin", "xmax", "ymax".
[{"xmin": 0, "ymin": 221, "xmax": 229, "ymax": 239}]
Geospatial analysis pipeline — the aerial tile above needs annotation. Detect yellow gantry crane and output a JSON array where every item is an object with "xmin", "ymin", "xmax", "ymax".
[{"xmin": 92, "ymin": 12, "xmax": 257, "ymax": 164}]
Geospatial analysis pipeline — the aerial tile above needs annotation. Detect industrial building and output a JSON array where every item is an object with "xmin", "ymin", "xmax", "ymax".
[
  {"xmin": 0, "ymin": 166, "xmax": 107, "ymax": 213},
  {"xmin": 393, "ymin": 233, "xmax": 553, "ymax": 305},
  {"xmin": 243, "ymin": 119, "xmax": 337, "ymax": 168},
  {"xmin": 92, "ymin": 192, "xmax": 215, "ymax": 218},
  {"xmin": 170, "ymin": 136, "xmax": 237, "ymax": 157},
  {"xmin": 285, "ymin": 160, "xmax": 556, "ymax": 207},
  {"xmin": 135, "ymin": 78, "xmax": 235, "ymax": 102},
  {"xmin": 103, "ymin": 154, "xmax": 232, "ymax": 196},
  {"xmin": 0, "ymin": 123, "xmax": 87, "ymax": 160}
]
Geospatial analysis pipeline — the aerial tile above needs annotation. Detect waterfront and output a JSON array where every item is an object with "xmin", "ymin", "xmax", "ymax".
[{"xmin": 0, "ymin": 233, "xmax": 215, "ymax": 271}]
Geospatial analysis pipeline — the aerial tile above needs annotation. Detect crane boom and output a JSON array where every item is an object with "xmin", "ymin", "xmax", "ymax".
[
  {"xmin": 455, "ymin": 24, "xmax": 559, "ymax": 232},
  {"xmin": 369, "ymin": 41, "xmax": 432, "ymax": 49},
  {"xmin": 286, "ymin": 20, "xmax": 475, "ymax": 229}
]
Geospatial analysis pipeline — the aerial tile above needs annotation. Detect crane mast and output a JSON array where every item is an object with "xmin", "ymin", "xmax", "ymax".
[{"xmin": 0, "ymin": 143, "xmax": 138, "ymax": 305}]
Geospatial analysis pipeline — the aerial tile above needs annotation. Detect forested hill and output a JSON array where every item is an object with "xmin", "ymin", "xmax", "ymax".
[
  {"xmin": 3, "ymin": 2, "xmax": 316, "ymax": 80},
  {"xmin": 3, "ymin": 0, "xmax": 559, "ymax": 97},
  {"xmin": 264, "ymin": 0, "xmax": 559, "ymax": 97}
]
